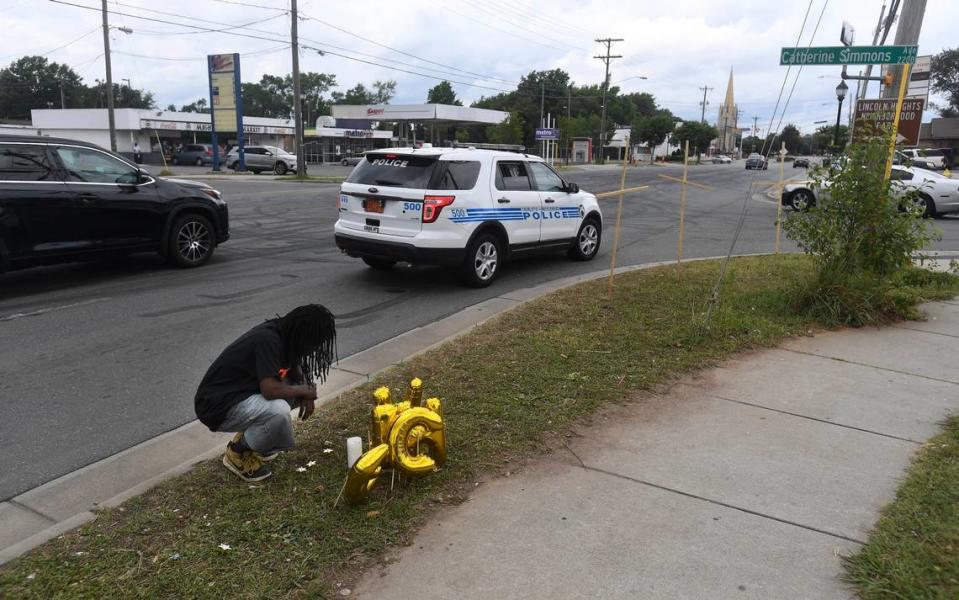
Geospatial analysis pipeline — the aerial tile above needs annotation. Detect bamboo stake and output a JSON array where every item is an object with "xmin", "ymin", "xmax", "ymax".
[
  {"xmin": 606, "ymin": 135, "xmax": 630, "ymax": 300},
  {"xmin": 677, "ymin": 141, "xmax": 689, "ymax": 264},
  {"xmin": 775, "ymin": 141, "xmax": 785, "ymax": 254},
  {"xmin": 884, "ymin": 62, "xmax": 911, "ymax": 183}
]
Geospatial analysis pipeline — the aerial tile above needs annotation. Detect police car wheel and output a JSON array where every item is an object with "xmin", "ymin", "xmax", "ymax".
[
  {"xmin": 461, "ymin": 232, "xmax": 501, "ymax": 288},
  {"xmin": 569, "ymin": 217, "xmax": 601, "ymax": 261},
  {"xmin": 362, "ymin": 257, "xmax": 396, "ymax": 270}
]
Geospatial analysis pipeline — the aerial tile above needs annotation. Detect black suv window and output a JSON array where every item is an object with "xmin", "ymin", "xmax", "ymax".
[
  {"xmin": 0, "ymin": 144, "xmax": 56, "ymax": 181},
  {"xmin": 346, "ymin": 153, "xmax": 438, "ymax": 188},
  {"xmin": 433, "ymin": 161, "xmax": 481, "ymax": 190},
  {"xmin": 495, "ymin": 161, "xmax": 531, "ymax": 191},
  {"xmin": 528, "ymin": 161, "xmax": 565, "ymax": 192},
  {"xmin": 890, "ymin": 168, "xmax": 914, "ymax": 181},
  {"xmin": 56, "ymin": 146, "xmax": 140, "ymax": 185}
]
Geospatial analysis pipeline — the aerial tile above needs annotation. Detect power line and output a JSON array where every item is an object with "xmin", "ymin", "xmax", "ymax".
[
  {"xmin": 698, "ymin": 85, "xmax": 713, "ymax": 122},
  {"xmin": 298, "ymin": 12, "xmax": 518, "ymax": 85},
  {"xmin": 431, "ymin": 0, "xmax": 572, "ymax": 53},
  {"xmin": 131, "ymin": 13, "xmax": 286, "ymax": 36},
  {"xmin": 460, "ymin": 0, "xmax": 588, "ymax": 51},
  {"xmin": 486, "ymin": 0, "xmax": 595, "ymax": 36},
  {"xmin": 206, "ymin": 0, "xmax": 287, "ymax": 10},
  {"xmin": 113, "ymin": 44, "xmax": 289, "ymax": 62}
]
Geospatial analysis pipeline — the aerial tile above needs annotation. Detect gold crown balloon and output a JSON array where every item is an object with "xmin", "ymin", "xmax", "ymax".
[{"xmin": 340, "ymin": 378, "xmax": 446, "ymax": 505}]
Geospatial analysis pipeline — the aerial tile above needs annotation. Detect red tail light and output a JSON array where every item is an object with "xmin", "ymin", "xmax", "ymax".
[
  {"xmin": 422, "ymin": 195, "xmax": 455, "ymax": 223},
  {"xmin": 205, "ymin": 149, "xmax": 212, "ymax": 156}
]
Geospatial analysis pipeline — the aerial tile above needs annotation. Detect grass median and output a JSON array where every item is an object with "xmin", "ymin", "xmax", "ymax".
[
  {"xmin": 844, "ymin": 415, "xmax": 959, "ymax": 597},
  {"xmin": 2, "ymin": 255, "xmax": 957, "ymax": 598}
]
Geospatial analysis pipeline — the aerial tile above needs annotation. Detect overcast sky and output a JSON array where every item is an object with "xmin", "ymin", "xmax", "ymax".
[{"xmin": 4, "ymin": 0, "xmax": 958, "ymax": 134}]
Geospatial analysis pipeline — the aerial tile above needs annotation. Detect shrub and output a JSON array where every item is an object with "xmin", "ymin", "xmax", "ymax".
[{"xmin": 782, "ymin": 129, "xmax": 939, "ymax": 325}]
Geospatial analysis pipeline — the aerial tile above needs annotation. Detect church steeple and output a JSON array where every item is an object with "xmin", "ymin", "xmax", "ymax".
[
  {"xmin": 724, "ymin": 67, "xmax": 734, "ymax": 108},
  {"xmin": 715, "ymin": 67, "xmax": 739, "ymax": 155}
]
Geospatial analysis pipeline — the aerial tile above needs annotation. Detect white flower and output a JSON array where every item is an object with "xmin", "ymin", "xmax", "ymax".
[
  {"xmin": 307, "ymin": 460, "xmax": 317, "ymax": 467},
  {"xmin": 296, "ymin": 467, "xmax": 307, "ymax": 473},
  {"xmin": 323, "ymin": 448, "xmax": 334, "ymax": 454},
  {"xmin": 218, "ymin": 543, "xmax": 231, "ymax": 551},
  {"xmin": 26, "ymin": 572, "xmax": 36, "ymax": 580}
]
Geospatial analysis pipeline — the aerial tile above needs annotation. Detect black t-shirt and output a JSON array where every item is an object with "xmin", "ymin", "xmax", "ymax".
[{"xmin": 194, "ymin": 322, "xmax": 286, "ymax": 430}]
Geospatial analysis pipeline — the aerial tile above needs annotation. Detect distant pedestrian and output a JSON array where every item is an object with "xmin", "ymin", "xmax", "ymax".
[
  {"xmin": 194, "ymin": 305, "xmax": 336, "ymax": 482},
  {"xmin": 133, "ymin": 141, "xmax": 142, "ymax": 164}
]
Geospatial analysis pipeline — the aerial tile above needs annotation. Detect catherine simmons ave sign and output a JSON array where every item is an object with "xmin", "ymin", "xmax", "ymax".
[{"xmin": 780, "ymin": 45, "xmax": 917, "ymax": 66}]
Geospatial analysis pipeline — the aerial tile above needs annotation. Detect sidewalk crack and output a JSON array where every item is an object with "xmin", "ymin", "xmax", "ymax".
[
  {"xmin": 780, "ymin": 348, "xmax": 959, "ymax": 386},
  {"xmin": 8, "ymin": 500, "xmax": 56, "ymax": 524},
  {"xmin": 579, "ymin": 465, "xmax": 866, "ymax": 545},
  {"xmin": 685, "ymin": 386, "xmax": 922, "ymax": 445},
  {"xmin": 895, "ymin": 325, "xmax": 959, "ymax": 340}
]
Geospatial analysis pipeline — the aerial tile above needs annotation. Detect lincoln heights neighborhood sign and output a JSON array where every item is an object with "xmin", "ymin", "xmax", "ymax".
[{"xmin": 780, "ymin": 45, "xmax": 918, "ymax": 66}]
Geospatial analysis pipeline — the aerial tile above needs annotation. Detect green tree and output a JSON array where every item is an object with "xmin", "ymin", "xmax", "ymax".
[
  {"xmin": 930, "ymin": 48, "xmax": 959, "ymax": 117},
  {"xmin": 741, "ymin": 135, "xmax": 764, "ymax": 154},
  {"xmin": 427, "ymin": 80, "xmax": 461, "ymax": 105},
  {"xmin": 179, "ymin": 98, "xmax": 209, "ymax": 113},
  {"xmin": 242, "ymin": 72, "xmax": 337, "ymax": 120},
  {"xmin": 779, "ymin": 124, "xmax": 801, "ymax": 155},
  {"xmin": 672, "ymin": 121, "xmax": 717, "ymax": 163},
  {"xmin": 486, "ymin": 111, "xmax": 525, "ymax": 146},
  {"xmin": 0, "ymin": 56, "xmax": 88, "ymax": 119},
  {"xmin": 631, "ymin": 110, "xmax": 675, "ymax": 163},
  {"xmin": 811, "ymin": 124, "xmax": 848, "ymax": 154},
  {"xmin": 82, "ymin": 80, "xmax": 154, "ymax": 110}
]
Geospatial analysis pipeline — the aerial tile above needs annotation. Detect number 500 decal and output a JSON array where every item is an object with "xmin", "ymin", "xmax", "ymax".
[{"xmin": 403, "ymin": 202, "xmax": 422, "ymax": 211}]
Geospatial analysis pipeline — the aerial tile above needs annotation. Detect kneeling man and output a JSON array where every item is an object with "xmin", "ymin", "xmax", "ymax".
[{"xmin": 195, "ymin": 304, "xmax": 336, "ymax": 482}]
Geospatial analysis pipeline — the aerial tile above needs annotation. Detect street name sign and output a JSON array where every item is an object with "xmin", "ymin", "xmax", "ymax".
[
  {"xmin": 852, "ymin": 98, "xmax": 925, "ymax": 146},
  {"xmin": 535, "ymin": 127, "xmax": 560, "ymax": 140},
  {"xmin": 779, "ymin": 45, "xmax": 917, "ymax": 66}
]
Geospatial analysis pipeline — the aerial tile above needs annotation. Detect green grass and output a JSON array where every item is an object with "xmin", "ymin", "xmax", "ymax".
[
  {"xmin": 844, "ymin": 416, "xmax": 959, "ymax": 598},
  {"xmin": 1, "ymin": 255, "xmax": 956, "ymax": 599}
]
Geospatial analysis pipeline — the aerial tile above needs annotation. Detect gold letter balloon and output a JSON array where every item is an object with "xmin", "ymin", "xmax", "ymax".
[{"xmin": 343, "ymin": 378, "xmax": 446, "ymax": 505}]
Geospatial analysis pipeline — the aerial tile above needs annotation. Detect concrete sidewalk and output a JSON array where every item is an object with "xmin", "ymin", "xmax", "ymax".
[{"xmin": 354, "ymin": 301, "xmax": 959, "ymax": 599}]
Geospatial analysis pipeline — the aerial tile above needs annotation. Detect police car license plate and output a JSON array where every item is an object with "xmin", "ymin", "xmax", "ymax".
[{"xmin": 363, "ymin": 198, "xmax": 385, "ymax": 213}]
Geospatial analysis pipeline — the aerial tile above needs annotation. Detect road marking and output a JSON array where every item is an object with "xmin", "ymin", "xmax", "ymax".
[
  {"xmin": 0, "ymin": 298, "xmax": 110, "ymax": 322},
  {"xmin": 657, "ymin": 174, "xmax": 715, "ymax": 191}
]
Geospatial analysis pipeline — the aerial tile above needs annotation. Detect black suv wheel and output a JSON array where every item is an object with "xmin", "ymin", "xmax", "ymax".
[{"xmin": 169, "ymin": 213, "xmax": 215, "ymax": 267}]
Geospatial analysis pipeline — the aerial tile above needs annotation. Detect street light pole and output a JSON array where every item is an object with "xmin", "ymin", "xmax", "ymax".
[
  {"xmin": 833, "ymin": 80, "xmax": 849, "ymax": 153},
  {"xmin": 101, "ymin": 0, "xmax": 116, "ymax": 152}
]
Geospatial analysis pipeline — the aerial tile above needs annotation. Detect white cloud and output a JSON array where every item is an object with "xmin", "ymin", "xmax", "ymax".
[{"xmin": 6, "ymin": 0, "xmax": 957, "ymax": 134}]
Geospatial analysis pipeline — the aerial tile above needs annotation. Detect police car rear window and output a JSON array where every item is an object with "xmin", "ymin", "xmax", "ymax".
[
  {"xmin": 432, "ymin": 161, "xmax": 481, "ymax": 190},
  {"xmin": 346, "ymin": 154, "xmax": 438, "ymax": 188}
]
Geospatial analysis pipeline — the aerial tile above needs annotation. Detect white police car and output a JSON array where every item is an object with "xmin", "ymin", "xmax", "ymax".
[{"xmin": 333, "ymin": 148, "xmax": 603, "ymax": 287}]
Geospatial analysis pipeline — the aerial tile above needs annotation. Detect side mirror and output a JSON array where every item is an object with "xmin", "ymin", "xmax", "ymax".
[
  {"xmin": 565, "ymin": 182, "xmax": 579, "ymax": 194},
  {"xmin": 137, "ymin": 167, "xmax": 152, "ymax": 183}
]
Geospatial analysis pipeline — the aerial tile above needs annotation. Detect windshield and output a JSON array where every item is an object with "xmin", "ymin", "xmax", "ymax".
[{"xmin": 345, "ymin": 153, "xmax": 439, "ymax": 188}]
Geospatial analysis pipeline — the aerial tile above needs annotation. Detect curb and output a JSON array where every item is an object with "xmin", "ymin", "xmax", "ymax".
[{"xmin": 0, "ymin": 256, "xmax": 719, "ymax": 566}]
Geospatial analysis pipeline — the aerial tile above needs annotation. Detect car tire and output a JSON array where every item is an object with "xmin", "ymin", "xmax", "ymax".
[
  {"xmin": 917, "ymin": 194, "xmax": 936, "ymax": 218},
  {"xmin": 461, "ymin": 232, "xmax": 501, "ymax": 288},
  {"xmin": 172, "ymin": 156, "xmax": 179, "ymax": 165},
  {"xmin": 789, "ymin": 189, "xmax": 815, "ymax": 211},
  {"xmin": 274, "ymin": 162, "xmax": 288, "ymax": 175},
  {"xmin": 195, "ymin": 158, "xmax": 203, "ymax": 166},
  {"xmin": 229, "ymin": 161, "xmax": 239, "ymax": 170},
  {"xmin": 362, "ymin": 257, "xmax": 396, "ymax": 270},
  {"xmin": 568, "ymin": 217, "xmax": 602, "ymax": 261},
  {"xmin": 168, "ymin": 213, "xmax": 216, "ymax": 268},
  {"xmin": 342, "ymin": 159, "xmax": 349, "ymax": 166}
]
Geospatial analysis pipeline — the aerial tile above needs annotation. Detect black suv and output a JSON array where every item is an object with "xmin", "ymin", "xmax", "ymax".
[{"xmin": 0, "ymin": 135, "xmax": 229, "ymax": 273}]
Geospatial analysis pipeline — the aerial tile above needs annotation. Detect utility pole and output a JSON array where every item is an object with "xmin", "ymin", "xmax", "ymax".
[
  {"xmin": 540, "ymin": 81, "xmax": 545, "ymax": 158},
  {"xmin": 101, "ymin": 0, "xmax": 116, "ymax": 152},
  {"xmin": 594, "ymin": 37, "xmax": 623, "ymax": 164},
  {"xmin": 698, "ymin": 85, "xmax": 712, "ymax": 123},
  {"xmin": 60, "ymin": 83, "xmax": 66, "ymax": 109},
  {"xmin": 882, "ymin": 0, "xmax": 925, "ymax": 99},
  {"xmin": 290, "ymin": 0, "xmax": 306, "ymax": 176},
  {"xmin": 859, "ymin": 2, "xmax": 890, "ymax": 99},
  {"xmin": 752, "ymin": 115, "xmax": 759, "ymax": 137}
]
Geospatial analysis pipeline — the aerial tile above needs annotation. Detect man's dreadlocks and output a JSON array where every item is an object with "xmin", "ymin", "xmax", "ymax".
[{"xmin": 272, "ymin": 304, "xmax": 336, "ymax": 386}]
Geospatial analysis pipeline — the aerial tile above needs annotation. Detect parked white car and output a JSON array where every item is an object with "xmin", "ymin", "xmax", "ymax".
[
  {"xmin": 711, "ymin": 154, "xmax": 732, "ymax": 164},
  {"xmin": 782, "ymin": 165, "xmax": 959, "ymax": 217},
  {"xmin": 900, "ymin": 148, "xmax": 947, "ymax": 170},
  {"xmin": 334, "ymin": 148, "xmax": 603, "ymax": 286}
]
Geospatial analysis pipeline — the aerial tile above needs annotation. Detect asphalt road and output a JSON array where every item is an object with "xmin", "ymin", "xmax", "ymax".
[{"xmin": 2, "ymin": 160, "xmax": 958, "ymax": 501}]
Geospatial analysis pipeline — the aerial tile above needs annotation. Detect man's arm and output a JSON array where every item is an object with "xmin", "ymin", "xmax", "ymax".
[{"xmin": 259, "ymin": 377, "xmax": 316, "ymax": 402}]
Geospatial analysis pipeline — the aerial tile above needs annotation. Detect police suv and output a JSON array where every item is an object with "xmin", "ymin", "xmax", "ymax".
[{"xmin": 334, "ymin": 148, "xmax": 602, "ymax": 287}]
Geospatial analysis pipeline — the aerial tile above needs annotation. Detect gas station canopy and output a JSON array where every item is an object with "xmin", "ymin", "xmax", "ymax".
[{"xmin": 331, "ymin": 103, "xmax": 508, "ymax": 125}]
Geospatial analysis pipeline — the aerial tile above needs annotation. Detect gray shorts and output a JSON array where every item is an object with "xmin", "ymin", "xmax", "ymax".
[{"xmin": 217, "ymin": 394, "xmax": 299, "ymax": 454}]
